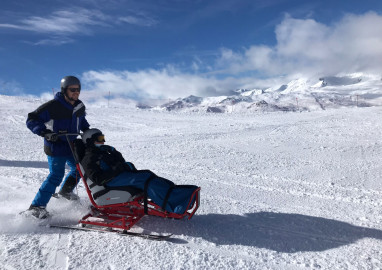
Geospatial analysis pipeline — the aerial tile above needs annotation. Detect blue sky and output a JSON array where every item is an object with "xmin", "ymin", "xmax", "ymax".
[{"xmin": 0, "ymin": 0, "xmax": 381, "ymax": 101}]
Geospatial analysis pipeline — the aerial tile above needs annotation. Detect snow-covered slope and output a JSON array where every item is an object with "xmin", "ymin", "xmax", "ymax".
[
  {"xmin": 153, "ymin": 74, "xmax": 382, "ymax": 113},
  {"xmin": 1, "ymin": 95, "xmax": 382, "ymax": 269}
]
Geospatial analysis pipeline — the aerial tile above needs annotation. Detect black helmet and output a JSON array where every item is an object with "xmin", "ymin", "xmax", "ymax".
[
  {"xmin": 82, "ymin": 128, "xmax": 105, "ymax": 144},
  {"xmin": 61, "ymin": 76, "xmax": 81, "ymax": 94}
]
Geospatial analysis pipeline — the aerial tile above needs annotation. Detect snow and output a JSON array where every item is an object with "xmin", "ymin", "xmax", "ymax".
[
  {"xmin": 1, "ymin": 94, "xmax": 382, "ymax": 269},
  {"xmin": 154, "ymin": 74, "xmax": 382, "ymax": 113}
]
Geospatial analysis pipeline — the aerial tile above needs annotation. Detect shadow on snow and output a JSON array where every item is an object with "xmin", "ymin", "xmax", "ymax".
[
  {"xmin": 152, "ymin": 211, "xmax": 382, "ymax": 253},
  {"xmin": 0, "ymin": 159, "xmax": 49, "ymax": 169}
]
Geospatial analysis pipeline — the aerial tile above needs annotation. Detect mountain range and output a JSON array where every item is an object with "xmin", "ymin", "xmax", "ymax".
[{"xmin": 139, "ymin": 73, "xmax": 382, "ymax": 113}]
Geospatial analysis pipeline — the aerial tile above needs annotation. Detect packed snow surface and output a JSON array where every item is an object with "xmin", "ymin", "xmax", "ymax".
[{"xmin": 1, "ymin": 94, "xmax": 382, "ymax": 269}]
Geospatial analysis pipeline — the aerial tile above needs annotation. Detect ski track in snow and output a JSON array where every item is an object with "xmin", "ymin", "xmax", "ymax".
[{"xmin": 1, "ymin": 95, "xmax": 382, "ymax": 269}]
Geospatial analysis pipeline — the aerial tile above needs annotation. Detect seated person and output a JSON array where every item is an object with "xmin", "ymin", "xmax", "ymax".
[{"xmin": 80, "ymin": 128, "xmax": 198, "ymax": 214}]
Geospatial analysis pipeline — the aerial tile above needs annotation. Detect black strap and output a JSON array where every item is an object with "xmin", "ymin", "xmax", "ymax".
[
  {"xmin": 114, "ymin": 185, "xmax": 143, "ymax": 196},
  {"xmin": 161, "ymin": 185, "xmax": 175, "ymax": 210},
  {"xmin": 89, "ymin": 182, "xmax": 97, "ymax": 189},
  {"xmin": 143, "ymin": 173, "xmax": 157, "ymax": 214}
]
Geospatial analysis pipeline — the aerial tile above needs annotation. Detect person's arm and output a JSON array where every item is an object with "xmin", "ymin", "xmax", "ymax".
[
  {"xmin": 82, "ymin": 151, "xmax": 124, "ymax": 185},
  {"xmin": 80, "ymin": 116, "xmax": 90, "ymax": 132},
  {"xmin": 26, "ymin": 102, "xmax": 52, "ymax": 136},
  {"xmin": 106, "ymin": 146, "xmax": 136, "ymax": 171},
  {"xmin": 100, "ymin": 145, "xmax": 126, "ymax": 164},
  {"xmin": 111, "ymin": 147, "xmax": 125, "ymax": 163}
]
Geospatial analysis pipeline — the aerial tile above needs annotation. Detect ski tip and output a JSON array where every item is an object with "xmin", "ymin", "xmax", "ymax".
[{"xmin": 121, "ymin": 230, "xmax": 173, "ymax": 240}]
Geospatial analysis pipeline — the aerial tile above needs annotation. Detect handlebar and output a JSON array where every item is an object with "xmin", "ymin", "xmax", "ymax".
[{"xmin": 56, "ymin": 133, "xmax": 81, "ymax": 137}]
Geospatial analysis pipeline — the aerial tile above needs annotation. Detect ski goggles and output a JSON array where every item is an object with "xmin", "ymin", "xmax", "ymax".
[
  {"xmin": 96, "ymin": 135, "xmax": 105, "ymax": 142},
  {"xmin": 68, "ymin": 87, "xmax": 81, "ymax": 93}
]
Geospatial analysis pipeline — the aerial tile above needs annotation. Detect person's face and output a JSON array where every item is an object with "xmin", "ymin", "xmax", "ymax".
[
  {"xmin": 94, "ymin": 134, "xmax": 105, "ymax": 145},
  {"xmin": 66, "ymin": 84, "xmax": 80, "ymax": 101}
]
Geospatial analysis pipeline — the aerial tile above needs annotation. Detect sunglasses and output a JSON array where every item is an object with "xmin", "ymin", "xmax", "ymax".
[
  {"xmin": 96, "ymin": 135, "xmax": 105, "ymax": 142},
  {"xmin": 68, "ymin": 87, "xmax": 81, "ymax": 93}
]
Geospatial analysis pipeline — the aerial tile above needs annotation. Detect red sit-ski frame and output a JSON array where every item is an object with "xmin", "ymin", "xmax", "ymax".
[{"xmin": 75, "ymin": 163, "xmax": 201, "ymax": 232}]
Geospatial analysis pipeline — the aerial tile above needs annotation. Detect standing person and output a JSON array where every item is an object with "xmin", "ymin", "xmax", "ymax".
[{"xmin": 24, "ymin": 76, "xmax": 90, "ymax": 219}]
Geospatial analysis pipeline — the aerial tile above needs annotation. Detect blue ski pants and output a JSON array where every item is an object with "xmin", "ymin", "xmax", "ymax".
[
  {"xmin": 31, "ymin": 155, "xmax": 80, "ymax": 207},
  {"xmin": 106, "ymin": 170, "xmax": 197, "ymax": 214}
]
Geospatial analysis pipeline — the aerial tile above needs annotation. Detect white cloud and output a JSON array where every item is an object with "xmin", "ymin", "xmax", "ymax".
[
  {"xmin": 0, "ymin": 9, "xmax": 107, "ymax": 35},
  {"xmin": 119, "ymin": 14, "xmax": 157, "ymax": 27},
  {"xmin": 0, "ymin": 8, "xmax": 157, "ymax": 45},
  {"xmin": 28, "ymin": 37, "xmax": 75, "ymax": 46},
  {"xmin": 218, "ymin": 12, "xmax": 382, "ymax": 77},
  {"xmin": 82, "ymin": 68, "xmax": 227, "ymax": 99},
  {"xmin": 0, "ymin": 23, "xmax": 26, "ymax": 30},
  {"xmin": 0, "ymin": 79, "xmax": 24, "ymax": 95},
  {"xmin": 80, "ymin": 12, "xmax": 382, "ymax": 100},
  {"xmin": 80, "ymin": 66, "xmax": 291, "ymax": 101}
]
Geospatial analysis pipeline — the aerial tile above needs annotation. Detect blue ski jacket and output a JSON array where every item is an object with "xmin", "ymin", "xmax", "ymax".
[{"xmin": 26, "ymin": 92, "xmax": 90, "ymax": 156}]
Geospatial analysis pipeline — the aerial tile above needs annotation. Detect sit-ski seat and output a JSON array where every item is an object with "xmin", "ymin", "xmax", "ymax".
[
  {"xmin": 71, "ymin": 138, "xmax": 201, "ymax": 232},
  {"xmin": 73, "ymin": 139, "xmax": 142, "ymax": 206}
]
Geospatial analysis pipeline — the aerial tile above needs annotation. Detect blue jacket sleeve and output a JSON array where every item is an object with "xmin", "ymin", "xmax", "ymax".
[
  {"xmin": 80, "ymin": 116, "xmax": 90, "ymax": 132},
  {"xmin": 26, "ymin": 108, "xmax": 50, "ymax": 136}
]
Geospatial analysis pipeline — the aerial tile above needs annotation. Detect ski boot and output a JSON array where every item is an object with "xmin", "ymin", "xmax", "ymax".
[
  {"xmin": 23, "ymin": 205, "xmax": 50, "ymax": 219},
  {"xmin": 55, "ymin": 175, "xmax": 80, "ymax": 200}
]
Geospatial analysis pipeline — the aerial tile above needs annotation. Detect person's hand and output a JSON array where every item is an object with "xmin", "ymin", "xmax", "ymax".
[{"xmin": 41, "ymin": 130, "xmax": 58, "ymax": 142}]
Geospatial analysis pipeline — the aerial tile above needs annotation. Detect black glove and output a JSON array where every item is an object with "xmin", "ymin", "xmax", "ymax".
[
  {"xmin": 41, "ymin": 129, "xmax": 58, "ymax": 142},
  {"xmin": 40, "ymin": 129, "xmax": 52, "ymax": 137}
]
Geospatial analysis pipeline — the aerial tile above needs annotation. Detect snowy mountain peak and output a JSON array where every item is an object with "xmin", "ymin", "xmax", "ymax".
[
  {"xmin": 161, "ymin": 95, "xmax": 204, "ymax": 111},
  {"xmin": 146, "ymin": 74, "xmax": 382, "ymax": 113}
]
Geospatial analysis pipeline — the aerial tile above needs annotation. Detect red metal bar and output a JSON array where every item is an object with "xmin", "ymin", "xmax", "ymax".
[{"xmin": 75, "ymin": 163, "xmax": 201, "ymax": 231}]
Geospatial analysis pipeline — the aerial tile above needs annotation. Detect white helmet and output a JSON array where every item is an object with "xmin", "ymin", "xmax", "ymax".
[{"xmin": 82, "ymin": 128, "xmax": 104, "ymax": 144}]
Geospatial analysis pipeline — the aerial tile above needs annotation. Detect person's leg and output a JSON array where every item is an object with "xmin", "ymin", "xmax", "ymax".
[
  {"xmin": 164, "ymin": 185, "xmax": 199, "ymax": 214},
  {"xmin": 31, "ymin": 156, "xmax": 67, "ymax": 207},
  {"xmin": 106, "ymin": 170, "xmax": 154, "ymax": 188},
  {"xmin": 107, "ymin": 170, "xmax": 173, "ymax": 204},
  {"xmin": 107, "ymin": 170, "xmax": 197, "ymax": 213},
  {"xmin": 59, "ymin": 155, "xmax": 80, "ymax": 196}
]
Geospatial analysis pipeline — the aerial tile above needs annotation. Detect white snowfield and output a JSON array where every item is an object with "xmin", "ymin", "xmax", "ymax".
[{"xmin": 1, "ymin": 94, "xmax": 382, "ymax": 269}]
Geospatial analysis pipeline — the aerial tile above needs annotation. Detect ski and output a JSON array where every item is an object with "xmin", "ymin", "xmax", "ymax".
[{"xmin": 49, "ymin": 224, "xmax": 172, "ymax": 241}]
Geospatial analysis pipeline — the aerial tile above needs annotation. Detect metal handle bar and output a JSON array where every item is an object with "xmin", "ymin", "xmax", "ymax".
[{"xmin": 56, "ymin": 133, "xmax": 81, "ymax": 137}]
